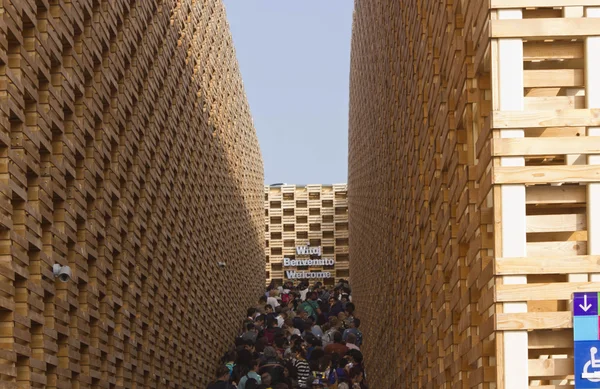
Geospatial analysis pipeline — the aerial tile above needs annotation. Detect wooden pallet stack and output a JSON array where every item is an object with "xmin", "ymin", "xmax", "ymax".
[
  {"xmin": 265, "ymin": 184, "xmax": 349, "ymax": 286},
  {"xmin": 349, "ymin": 0, "xmax": 600, "ymax": 387},
  {"xmin": 0, "ymin": 0, "xmax": 265, "ymax": 387}
]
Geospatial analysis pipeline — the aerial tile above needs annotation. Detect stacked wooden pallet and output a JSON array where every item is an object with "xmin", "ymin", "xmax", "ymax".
[
  {"xmin": 265, "ymin": 184, "xmax": 349, "ymax": 285},
  {"xmin": 349, "ymin": 0, "xmax": 600, "ymax": 387},
  {"xmin": 0, "ymin": 0, "xmax": 264, "ymax": 387}
]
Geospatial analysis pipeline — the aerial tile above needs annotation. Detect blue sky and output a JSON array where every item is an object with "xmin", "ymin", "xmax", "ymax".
[{"xmin": 222, "ymin": 0, "xmax": 354, "ymax": 185}]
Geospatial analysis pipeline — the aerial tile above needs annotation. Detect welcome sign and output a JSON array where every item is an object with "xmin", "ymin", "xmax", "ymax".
[{"xmin": 284, "ymin": 245, "xmax": 334, "ymax": 279}]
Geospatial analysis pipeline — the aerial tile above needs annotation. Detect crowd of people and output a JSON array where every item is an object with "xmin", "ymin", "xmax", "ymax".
[{"xmin": 206, "ymin": 280, "xmax": 367, "ymax": 389}]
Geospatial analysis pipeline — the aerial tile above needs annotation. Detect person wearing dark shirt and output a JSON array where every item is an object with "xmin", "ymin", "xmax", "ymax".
[
  {"xmin": 207, "ymin": 365, "xmax": 236, "ymax": 389},
  {"xmin": 258, "ymin": 347, "xmax": 285, "ymax": 385},
  {"xmin": 328, "ymin": 296, "xmax": 344, "ymax": 319},
  {"xmin": 293, "ymin": 309, "xmax": 309, "ymax": 332}
]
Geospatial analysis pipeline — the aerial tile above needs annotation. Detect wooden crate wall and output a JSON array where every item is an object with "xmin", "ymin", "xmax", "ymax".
[
  {"xmin": 265, "ymin": 184, "xmax": 349, "ymax": 286},
  {"xmin": 0, "ymin": 0, "xmax": 265, "ymax": 388},
  {"xmin": 349, "ymin": 0, "xmax": 600, "ymax": 388}
]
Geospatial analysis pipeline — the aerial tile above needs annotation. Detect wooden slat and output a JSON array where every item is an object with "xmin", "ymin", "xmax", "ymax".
[
  {"xmin": 528, "ymin": 358, "xmax": 573, "ymax": 378},
  {"xmin": 492, "ymin": 109, "xmax": 600, "ymax": 129},
  {"xmin": 526, "ymin": 213, "xmax": 585, "ymax": 233},
  {"xmin": 492, "ymin": 0, "xmax": 600, "ymax": 7},
  {"xmin": 527, "ymin": 241, "xmax": 587, "ymax": 257},
  {"xmin": 491, "ymin": 18, "xmax": 600, "ymax": 39},
  {"xmin": 524, "ymin": 41, "xmax": 583, "ymax": 61},
  {"xmin": 526, "ymin": 185, "xmax": 586, "ymax": 204},
  {"xmin": 523, "ymin": 69, "xmax": 584, "ymax": 88},
  {"xmin": 493, "ymin": 165, "xmax": 600, "ymax": 184},
  {"xmin": 492, "ymin": 137, "xmax": 600, "ymax": 156},
  {"xmin": 496, "ymin": 282, "xmax": 600, "ymax": 301},
  {"xmin": 496, "ymin": 312, "xmax": 571, "ymax": 330}
]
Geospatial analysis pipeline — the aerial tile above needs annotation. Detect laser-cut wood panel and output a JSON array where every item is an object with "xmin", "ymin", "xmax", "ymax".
[
  {"xmin": 349, "ymin": 1, "xmax": 600, "ymax": 388},
  {"xmin": 0, "ymin": 0, "xmax": 264, "ymax": 387}
]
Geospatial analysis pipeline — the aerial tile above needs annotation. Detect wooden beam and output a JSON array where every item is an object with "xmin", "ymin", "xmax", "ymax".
[
  {"xmin": 491, "ymin": 18, "xmax": 600, "ymax": 39},
  {"xmin": 496, "ymin": 255, "xmax": 600, "ymax": 275},
  {"xmin": 491, "ymin": 137, "xmax": 600, "ymax": 156},
  {"xmin": 493, "ymin": 165, "xmax": 600, "ymax": 184},
  {"xmin": 523, "ymin": 69, "xmax": 584, "ymax": 88},
  {"xmin": 492, "ymin": 109, "xmax": 600, "ymax": 128},
  {"xmin": 523, "ymin": 41, "xmax": 583, "ymax": 61},
  {"xmin": 496, "ymin": 8, "xmax": 528, "ymax": 389},
  {"xmin": 491, "ymin": 0, "xmax": 600, "ymax": 8},
  {"xmin": 496, "ymin": 312, "xmax": 571, "ymax": 330},
  {"xmin": 526, "ymin": 185, "xmax": 586, "ymax": 204},
  {"xmin": 496, "ymin": 282, "xmax": 600, "ymax": 301},
  {"xmin": 526, "ymin": 213, "xmax": 586, "ymax": 232}
]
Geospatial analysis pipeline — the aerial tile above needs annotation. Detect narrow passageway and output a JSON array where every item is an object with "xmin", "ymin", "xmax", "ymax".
[{"xmin": 206, "ymin": 280, "xmax": 367, "ymax": 389}]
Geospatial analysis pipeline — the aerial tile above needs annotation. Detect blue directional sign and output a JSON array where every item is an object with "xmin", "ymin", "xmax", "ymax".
[{"xmin": 573, "ymin": 292, "xmax": 600, "ymax": 388}]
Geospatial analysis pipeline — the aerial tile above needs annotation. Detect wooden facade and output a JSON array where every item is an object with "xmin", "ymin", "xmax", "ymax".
[
  {"xmin": 265, "ymin": 184, "xmax": 349, "ymax": 286},
  {"xmin": 0, "ymin": 0, "xmax": 265, "ymax": 387},
  {"xmin": 349, "ymin": 0, "xmax": 600, "ymax": 388}
]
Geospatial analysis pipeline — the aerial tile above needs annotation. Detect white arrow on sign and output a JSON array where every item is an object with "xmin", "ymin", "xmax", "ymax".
[{"xmin": 580, "ymin": 294, "xmax": 593, "ymax": 312}]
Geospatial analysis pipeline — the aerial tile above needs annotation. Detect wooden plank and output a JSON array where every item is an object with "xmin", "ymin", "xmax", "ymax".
[
  {"xmin": 525, "ymin": 96, "xmax": 586, "ymax": 110},
  {"xmin": 496, "ymin": 282, "xmax": 600, "ymax": 301},
  {"xmin": 528, "ymin": 358, "xmax": 572, "ymax": 378},
  {"xmin": 523, "ymin": 69, "xmax": 584, "ymax": 88},
  {"xmin": 497, "ymin": 8, "xmax": 528, "ymax": 389},
  {"xmin": 526, "ymin": 185, "xmax": 586, "ymax": 204},
  {"xmin": 523, "ymin": 41, "xmax": 583, "ymax": 61},
  {"xmin": 526, "ymin": 213, "xmax": 585, "ymax": 233},
  {"xmin": 494, "ymin": 165, "xmax": 600, "ymax": 184},
  {"xmin": 492, "ymin": 137, "xmax": 600, "ymax": 156},
  {"xmin": 491, "ymin": 18, "xmax": 600, "ymax": 39},
  {"xmin": 491, "ymin": 0, "xmax": 600, "ymax": 8},
  {"xmin": 492, "ymin": 109, "xmax": 600, "ymax": 129},
  {"xmin": 527, "ymin": 241, "xmax": 588, "ymax": 257},
  {"xmin": 496, "ymin": 312, "xmax": 571, "ymax": 330}
]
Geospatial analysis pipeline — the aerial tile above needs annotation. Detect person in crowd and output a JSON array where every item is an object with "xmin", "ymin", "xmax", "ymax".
[
  {"xmin": 300, "ymin": 292, "xmax": 320, "ymax": 321},
  {"xmin": 259, "ymin": 347, "xmax": 285, "ymax": 385},
  {"xmin": 328, "ymin": 296, "xmax": 344, "ymax": 319},
  {"xmin": 299, "ymin": 282, "xmax": 310, "ymax": 301},
  {"xmin": 322, "ymin": 317, "xmax": 342, "ymax": 347},
  {"xmin": 255, "ymin": 315, "xmax": 266, "ymax": 333},
  {"xmin": 291, "ymin": 345, "xmax": 311, "ymax": 389},
  {"xmin": 342, "ymin": 318, "xmax": 362, "ymax": 347},
  {"xmin": 324, "ymin": 332, "xmax": 349, "ymax": 358},
  {"xmin": 344, "ymin": 303, "xmax": 356, "ymax": 328},
  {"xmin": 293, "ymin": 308, "xmax": 309, "ymax": 332},
  {"xmin": 267, "ymin": 289, "xmax": 280, "ymax": 309},
  {"xmin": 207, "ymin": 365, "xmax": 237, "ymax": 389},
  {"xmin": 248, "ymin": 307, "xmax": 258, "ymax": 320},
  {"xmin": 259, "ymin": 372, "xmax": 273, "ymax": 389},
  {"xmin": 242, "ymin": 322, "xmax": 258, "ymax": 343},
  {"xmin": 283, "ymin": 318, "xmax": 301, "ymax": 338},
  {"xmin": 274, "ymin": 306, "xmax": 285, "ymax": 328},
  {"xmin": 257, "ymin": 296, "xmax": 268, "ymax": 314},
  {"xmin": 263, "ymin": 316, "xmax": 282, "ymax": 346},
  {"xmin": 345, "ymin": 333, "xmax": 360, "ymax": 351},
  {"xmin": 309, "ymin": 318, "xmax": 324, "ymax": 340},
  {"xmin": 337, "ymin": 312, "xmax": 348, "ymax": 331},
  {"xmin": 238, "ymin": 359, "xmax": 262, "ymax": 389},
  {"xmin": 265, "ymin": 304, "xmax": 274, "ymax": 316},
  {"xmin": 221, "ymin": 349, "xmax": 237, "ymax": 378}
]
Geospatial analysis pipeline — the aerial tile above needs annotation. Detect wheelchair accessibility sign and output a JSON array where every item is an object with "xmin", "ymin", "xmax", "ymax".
[
  {"xmin": 573, "ymin": 292, "xmax": 600, "ymax": 388},
  {"xmin": 575, "ymin": 342, "xmax": 600, "ymax": 387}
]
